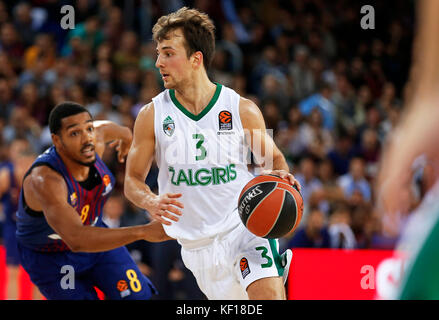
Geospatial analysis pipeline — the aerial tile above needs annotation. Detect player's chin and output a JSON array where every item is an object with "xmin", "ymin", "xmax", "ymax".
[
  {"xmin": 162, "ymin": 78, "xmax": 174, "ymax": 89},
  {"xmin": 78, "ymin": 154, "xmax": 96, "ymax": 166}
]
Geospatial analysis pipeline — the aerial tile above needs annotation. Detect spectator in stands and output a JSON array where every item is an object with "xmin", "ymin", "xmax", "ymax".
[
  {"xmin": 116, "ymin": 64, "xmax": 140, "ymax": 98},
  {"xmin": 18, "ymin": 81, "xmax": 48, "ymax": 126},
  {"xmin": 43, "ymin": 57, "xmax": 74, "ymax": 90},
  {"xmin": 293, "ymin": 156, "xmax": 325, "ymax": 217},
  {"xmin": 327, "ymin": 130, "xmax": 359, "ymax": 176},
  {"xmin": 261, "ymin": 99, "xmax": 282, "ymax": 134},
  {"xmin": 328, "ymin": 204, "xmax": 357, "ymax": 249},
  {"xmin": 3, "ymin": 107, "xmax": 42, "ymax": 153},
  {"xmin": 357, "ymin": 105, "xmax": 385, "ymax": 145},
  {"xmin": 0, "ymin": 22, "xmax": 24, "ymax": 71},
  {"xmin": 23, "ymin": 33, "xmax": 56, "ymax": 71},
  {"xmin": 274, "ymin": 105, "xmax": 305, "ymax": 164},
  {"xmin": 100, "ymin": 5, "xmax": 124, "ymax": 50},
  {"xmin": 259, "ymin": 73, "xmax": 290, "ymax": 114},
  {"xmin": 113, "ymin": 31, "xmax": 140, "ymax": 73},
  {"xmin": 299, "ymin": 82, "xmax": 336, "ymax": 131},
  {"xmin": 62, "ymin": 15, "xmax": 104, "ymax": 60},
  {"xmin": 317, "ymin": 158, "xmax": 345, "ymax": 212},
  {"xmin": 0, "ymin": 76, "xmax": 15, "ymax": 123},
  {"xmin": 210, "ymin": 48, "xmax": 234, "ymax": 88},
  {"xmin": 288, "ymin": 208, "xmax": 331, "ymax": 249},
  {"xmin": 337, "ymin": 157, "xmax": 372, "ymax": 205},
  {"xmin": 288, "ymin": 45, "xmax": 314, "ymax": 101},
  {"xmin": 87, "ymin": 85, "xmax": 121, "ymax": 124},
  {"xmin": 12, "ymin": 2, "xmax": 38, "ymax": 48},
  {"xmin": 299, "ymin": 108, "xmax": 334, "ymax": 160},
  {"xmin": 358, "ymin": 128, "xmax": 381, "ymax": 179},
  {"xmin": 332, "ymin": 74, "xmax": 356, "ymax": 132}
]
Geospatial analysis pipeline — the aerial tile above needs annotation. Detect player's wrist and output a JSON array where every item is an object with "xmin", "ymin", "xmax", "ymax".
[{"xmin": 142, "ymin": 193, "xmax": 159, "ymax": 212}]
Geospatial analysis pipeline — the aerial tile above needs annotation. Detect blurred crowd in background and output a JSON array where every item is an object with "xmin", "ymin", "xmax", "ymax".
[{"xmin": 0, "ymin": 0, "xmax": 421, "ymax": 299}]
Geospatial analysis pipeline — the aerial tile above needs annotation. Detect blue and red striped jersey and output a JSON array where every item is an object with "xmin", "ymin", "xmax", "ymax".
[{"xmin": 16, "ymin": 146, "xmax": 116, "ymax": 252}]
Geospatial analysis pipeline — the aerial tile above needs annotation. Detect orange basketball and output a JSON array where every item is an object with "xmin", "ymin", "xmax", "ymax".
[{"xmin": 238, "ymin": 174, "xmax": 303, "ymax": 239}]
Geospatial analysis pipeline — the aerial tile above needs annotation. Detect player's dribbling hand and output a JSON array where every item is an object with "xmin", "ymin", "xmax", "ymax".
[
  {"xmin": 148, "ymin": 193, "xmax": 184, "ymax": 226},
  {"xmin": 261, "ymin": 169, "xmax": 302, "ymax": 192}
]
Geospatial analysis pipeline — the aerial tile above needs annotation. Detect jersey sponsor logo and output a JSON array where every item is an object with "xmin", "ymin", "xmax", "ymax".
[
  {"xmin": 117, "ymin": 280, "xmax": 129, "ymax": 291},
  {"xmin": 117, "ymin": 280, "xmax": 131, "ymax": 298},
  {"xmin": 48, "ymin": 233, "xmax": 62, "ymax": 240},
  {"xmin": 91, "ymin": 217, "xmax": 99, "ymax": 226},
  {"xmin": 168, "ymin": 164, "xmax": 237, "ymax": 186},
  {"xmin": 70, "ymin": 192, "xmax": 78, "ymax": 207},
  {"xmin": 217, "ymin": 131, "xmax": 235, "ymax": 135},
  {"xmin": 218, "ymin": 110, "xmax": 232, "ymax": 130},
  {"xmin": 103, "ymin": 174, "xmax": 111, "ymax": 186},
  {"xmin": 102, "ymin": 174, "xmax": 113, "ymax": 196},
  {"xmin": 163, "ymin": 115, "xmax": 175, "ymax": 137},
  {"xmin": 240, "ymin": 257, "xmax": 251, "ymax": 279}
]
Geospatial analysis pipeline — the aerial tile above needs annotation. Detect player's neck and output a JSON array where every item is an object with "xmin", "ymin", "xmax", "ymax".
[
  {"xmin": 173, "ymin": 73, "xmax": 217, "ymax": 116},
  {"xmin": 58, "ymin": 151, "xmax": 91, "ymax": 182}
]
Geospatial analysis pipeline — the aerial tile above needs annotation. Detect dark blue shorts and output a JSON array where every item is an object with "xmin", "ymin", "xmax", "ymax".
[
  {"xmin": 17, "ymin": 244, "xmax": 157, "ymax": 300},
  {"xmin": 3, "ymin": 223, "xmax": 20, "ymax": 266}
]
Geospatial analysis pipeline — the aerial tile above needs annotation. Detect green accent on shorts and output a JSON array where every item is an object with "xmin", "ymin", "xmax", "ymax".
[
  {"xmin": 268, "ymin": 239, "xmax": 283, "ymax": 277},
  {"xmin": 399, "ymin": 213, "xmax": 439, "ymax": 299}
]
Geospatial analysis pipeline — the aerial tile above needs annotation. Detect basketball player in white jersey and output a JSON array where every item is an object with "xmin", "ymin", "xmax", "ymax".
[{"xmin": 124, "ymin": 7, "xmax": 300, "ymax": 300}]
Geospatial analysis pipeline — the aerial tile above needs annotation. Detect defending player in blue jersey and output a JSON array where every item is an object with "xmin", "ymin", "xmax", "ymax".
[{"xmin": 16, "ymin": 102, "xmax": 172, "ymax": 300}]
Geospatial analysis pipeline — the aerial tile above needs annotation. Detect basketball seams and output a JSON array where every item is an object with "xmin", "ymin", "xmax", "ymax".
[
  {"xmin": 286, "ymin": 189, "xmax": 300, "ymax": 231},
  {"xmin": 277, "ymin": 181, "xmax": 303, "ymax": 226},
  {"xmin": 276, "ymin": 181, "xmax": 297, "ymax": 193},
  {"xmin": 261, "ymin": 183, "xmax": 286, "ymax": 238},
  {"xmin": 239, "ymin": 175, "xmax": 289, "ymax": 199}
]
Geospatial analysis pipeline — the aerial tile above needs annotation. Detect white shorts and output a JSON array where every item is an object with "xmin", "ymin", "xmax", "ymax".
[{"xmin": 180, "ymin": 222, "xmax": 284, "ymax": 300}]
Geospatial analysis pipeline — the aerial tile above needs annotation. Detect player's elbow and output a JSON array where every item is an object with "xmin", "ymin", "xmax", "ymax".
[
  {"xmin": 67, "ymin": 242, "xmax": 82, "ymax": 253},
  {"xmin": 63, "ymin": 230, "xmax": 86, "ymax": 252},
  {"xmin": 64, "ymin": 237, "xmax": 83, "ymax": 252},
  {"xmin": 123, "ymin": 177, "xmax": 134, "ymax": 201},
  {"xmin": 64, "ymin": 238, "xmax": 82, "ymax": 252}
]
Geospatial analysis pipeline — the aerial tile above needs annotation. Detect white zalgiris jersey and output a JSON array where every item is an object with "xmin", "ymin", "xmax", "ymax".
[{"xmin": 152, "ymin": 83, "xmax": 255, "ymax": 246}]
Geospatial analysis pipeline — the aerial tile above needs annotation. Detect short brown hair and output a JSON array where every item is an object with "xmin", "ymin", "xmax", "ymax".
[{"xmin": 152, "ymin": 7, "xmax": 216, "ymax": 71}]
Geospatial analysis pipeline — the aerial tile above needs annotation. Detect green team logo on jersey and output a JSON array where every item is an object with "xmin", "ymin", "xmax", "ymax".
[
  {"xmin": 168, "ymin": 164, "xmax": 237, "ymax": 186},
  {"xmin": 163, "ymin": 116, "xmax": 175, "ymax": 136}
]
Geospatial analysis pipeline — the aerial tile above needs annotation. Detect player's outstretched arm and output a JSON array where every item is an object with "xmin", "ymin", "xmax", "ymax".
[
  {"xmin": 93, "ymin": 120, "xmax": 133, "ymax": 162},
  {"xmin": 239, "ymin": 97, "xmax": 301, "ymax": 191},
  {"xmin": 376, "ymin": 0, "xmax": 439, "ymax": 234},
  {"xmin": 23, "ymin": 166, "xmax": 171, "ymax": 252},
  {"xmin": 124, "ymin": 103, "xmax": 184, "ymax": 226}
]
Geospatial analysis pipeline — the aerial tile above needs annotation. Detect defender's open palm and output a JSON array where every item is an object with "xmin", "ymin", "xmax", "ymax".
[{"xmin": 148, "ymin": 193, "xmax": 184, "ymax": 226}]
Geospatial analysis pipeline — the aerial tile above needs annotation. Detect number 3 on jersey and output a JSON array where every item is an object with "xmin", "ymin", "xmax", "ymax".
[{"xmin": 192, "ymin": 133, "xmax": 207, "ymax": 161}]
